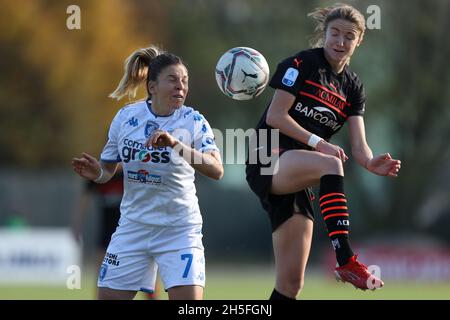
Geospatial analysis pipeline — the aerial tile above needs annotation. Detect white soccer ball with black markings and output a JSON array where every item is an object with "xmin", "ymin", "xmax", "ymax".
[{"xmin": 215, "ymin": 47, "xmax": 270, "ymax": 100}]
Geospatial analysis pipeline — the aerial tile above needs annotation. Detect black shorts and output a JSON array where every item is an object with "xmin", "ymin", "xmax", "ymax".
[{"xmin": 246, "ymin": 161, "xmax": 315, "ymax": 233}]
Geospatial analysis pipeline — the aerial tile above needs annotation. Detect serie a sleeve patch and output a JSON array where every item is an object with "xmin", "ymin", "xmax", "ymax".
[{"xmin": 282, "ymin": 67, "xmax": 299, "ymax": 87}]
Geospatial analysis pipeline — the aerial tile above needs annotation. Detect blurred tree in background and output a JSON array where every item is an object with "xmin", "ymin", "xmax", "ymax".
[
  {"xmin": 0, "ymin": 0, "xmax": 166, "ymax": 166},
  {"xmin": 0, "ymin": 0, "xmax": 449, "ymax": 253}
]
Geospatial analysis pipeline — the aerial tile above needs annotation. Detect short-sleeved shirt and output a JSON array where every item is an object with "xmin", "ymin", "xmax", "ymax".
[
  {"xmin": 100, "ymin": 99, "xmax": 219, "ymax": 226},
  {"xmin": 252, "ymin": 47, "xmax": 365, "ymax": 154}
]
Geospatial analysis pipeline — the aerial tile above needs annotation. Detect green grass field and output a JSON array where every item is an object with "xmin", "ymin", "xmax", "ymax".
[{"xmin": 1, "ymin": 264, "xmax": 449, "ymax": 300}]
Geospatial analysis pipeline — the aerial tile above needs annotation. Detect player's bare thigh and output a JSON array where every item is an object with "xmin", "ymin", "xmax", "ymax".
[
  {"xmin": 167, "ymin": 285, "xmax": 203, "ymax": 300},
  {"xmin": 271, "ymin": 149, "xmax": 343, "ymax": 195},
  {"xmin": 97, "ymin": 287, "xmax": 137, "ymax": 300}
]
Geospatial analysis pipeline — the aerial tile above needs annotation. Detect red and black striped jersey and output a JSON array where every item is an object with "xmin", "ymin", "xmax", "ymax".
[{"xmin": 255, "ymin": 47, "xmax": 365, "ymax": 149}]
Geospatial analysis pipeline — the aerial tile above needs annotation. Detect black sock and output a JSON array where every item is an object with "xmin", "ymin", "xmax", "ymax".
[
  {"xmin": 319, "ymin": 174, "xmax": 354, "ymax": 266},
  {"xmin": 269, "ymin": 289, "xmax": 295, "ymax": 300}
]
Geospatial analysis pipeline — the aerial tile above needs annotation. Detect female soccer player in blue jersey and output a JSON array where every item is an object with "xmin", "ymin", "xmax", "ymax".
[
  {"xmin": 246, "ymin": 4, "xmax": 401, "ymax": 299},
  {"xmin": 72, "ymin": 45, "xmax": 223, "ymax": 300}
]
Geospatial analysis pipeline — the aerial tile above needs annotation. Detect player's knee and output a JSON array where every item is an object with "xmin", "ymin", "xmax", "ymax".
[{"xmin": 322, "ymin": 155, "xmax": 343, "ymax": 175}]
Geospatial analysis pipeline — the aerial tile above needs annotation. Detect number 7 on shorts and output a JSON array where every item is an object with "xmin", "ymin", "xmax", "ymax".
[{"xmin": 181, "ymin": 253, "xmax": 193, "ymax": 278}]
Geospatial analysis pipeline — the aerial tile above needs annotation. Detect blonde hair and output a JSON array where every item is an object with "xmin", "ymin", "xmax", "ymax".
[
  {"xmin": 110, "ymin": 45, "xmax": 183, "ymax": 101},
  {"xmin": 307, "ymin": 3, "xmax": 366, "ymax": 48}
]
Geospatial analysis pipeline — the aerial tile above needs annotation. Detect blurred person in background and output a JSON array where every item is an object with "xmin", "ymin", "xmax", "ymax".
[
  {"xmin": 246, "ymin": 3, "xmax": 401, "ymax": 299},
  {"xmin": 72, "ymin": 45, "xmax": 223, "ymax": 300},
  {"xmin": 72, "ymin": 163, "xmax": 159, "ymax": 299},
  {"xmin": 72, "ymin": 162, "xmax": 123, "ymax": 249}
]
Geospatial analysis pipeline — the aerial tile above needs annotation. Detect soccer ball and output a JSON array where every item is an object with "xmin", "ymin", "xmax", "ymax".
[{"xmin": 215, "ymin": 47, "xmax": 270, "ymax": 100}]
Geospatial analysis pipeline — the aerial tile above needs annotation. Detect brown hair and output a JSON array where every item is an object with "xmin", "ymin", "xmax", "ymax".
[
  {"xmin": 307, "ymin": 3, "xmax": 366, "ymax": 48},
  {"xmin": 109, "ymin": 45, "xmax": 183, "ymax": 101}
]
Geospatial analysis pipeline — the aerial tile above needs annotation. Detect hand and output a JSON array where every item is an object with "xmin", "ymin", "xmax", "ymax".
[
  {"xmin": 366, "ymin": 153, "xmax": 401, "ymax": 177},
  {"xmin": 72, "ymin": 152, "xmax": 102, "ymax": 180},
  {"xmin": 145, "ymin": 130, "xmax": 178, "ymax": 148},
  {"xmin": 316, "ymin": 140, "xmax": 349, "ymax": 163}
]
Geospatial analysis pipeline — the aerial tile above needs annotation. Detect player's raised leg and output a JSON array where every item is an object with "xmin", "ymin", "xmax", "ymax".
[{"xmin": 271, "ymin": 149, "xmax": 383, "ymax": 290}]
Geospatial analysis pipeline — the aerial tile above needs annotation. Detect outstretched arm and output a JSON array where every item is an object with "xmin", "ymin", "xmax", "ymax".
[
  {"xmin": 348, "ymin": 116, "xmax": 401, "ymax": 177},
  {"xmin": 72, "ymin": 152, "xmax": 118, "ymax": 183}
]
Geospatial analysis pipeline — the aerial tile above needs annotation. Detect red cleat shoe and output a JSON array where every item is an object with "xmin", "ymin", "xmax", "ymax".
[{"xmin": 334, "ymin": 255, "xmax": 384, "ymax": 291}]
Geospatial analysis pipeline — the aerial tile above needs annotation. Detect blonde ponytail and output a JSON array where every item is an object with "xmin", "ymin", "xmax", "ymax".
[{"xmin": 109, "ymin": 46, "xmax": 162, "ymax": 101}]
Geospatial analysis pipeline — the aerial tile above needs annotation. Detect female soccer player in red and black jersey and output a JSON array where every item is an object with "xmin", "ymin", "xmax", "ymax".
[{"xmin": 246, "ymin": 4, "xmax": 401, "ymax": 299}]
